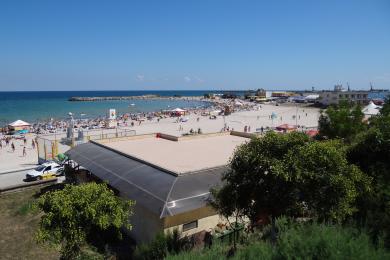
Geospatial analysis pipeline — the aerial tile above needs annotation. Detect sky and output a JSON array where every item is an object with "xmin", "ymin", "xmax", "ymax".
[{"xmin": 0, "ymin": 0, "xmax": 389, "ymax": 91}]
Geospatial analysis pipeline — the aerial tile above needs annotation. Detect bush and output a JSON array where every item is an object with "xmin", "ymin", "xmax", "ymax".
[
  {"xmin": 167, "ymin": 221, "xmax": 390, "ymax": 260},
  {"xmin": 134, "ymin": 230, "xmax": 193, "ymax": 260}
]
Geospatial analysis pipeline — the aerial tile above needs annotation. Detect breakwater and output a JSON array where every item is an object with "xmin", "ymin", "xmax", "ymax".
[{"xmin": 68, "ymin": 95, "xmax": 204, "ymax": 102}]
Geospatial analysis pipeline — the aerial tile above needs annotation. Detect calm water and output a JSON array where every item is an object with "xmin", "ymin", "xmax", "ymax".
[
  {"xmin": 0, "ymin": 90, "xmax": 235, "ymax": 124},
  {"xmin": 0, "ymin": 90, "xmax": 387, "ymax": 124}
]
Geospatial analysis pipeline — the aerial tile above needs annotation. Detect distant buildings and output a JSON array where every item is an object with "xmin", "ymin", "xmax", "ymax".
[
  {"xmin": 271, "ymin": 91, "xmax": 294, "ymax": 98},
  {"xmin": 318, "ymin": 85, "xmax": 369, "ymax": 106}
]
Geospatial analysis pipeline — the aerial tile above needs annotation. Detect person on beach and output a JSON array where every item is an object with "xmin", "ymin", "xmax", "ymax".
[
  {"xmin": 32, "ymin": 140, "xmax": 36, "ymax": 150},
  {"xmin": 23, "ymin": 146, "xmax": 26, "ymax": 157},
  {"xmin": 248, "ymin": 126, "xmax": 251, "ymax": 132},
  {"xmin": 11, "ymin": 142, "xmax": 15, "ymax": 153},
  {"xmin": 23, "ymin": 138, "xmax": 27, "ymax": 145}
]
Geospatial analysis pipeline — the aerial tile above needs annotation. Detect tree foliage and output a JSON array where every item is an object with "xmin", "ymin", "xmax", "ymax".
[
  {"xmin": 380, "ymin": 97, "xmax": 390, "ymax": 117},
  {"xmin": 212, "ymin": 132, "xmax": 309, "ymax": 224},
  {"xmin": 348, "ymin": 111, "xmax": 390, "ymax": 247},
  {"xmin": 36, "ymin": 183, "xmax": 134, "ymax": 259},
  {"xmin": 318, "ymin": 102, "xmax": 366, "ymax": 142},
  {"xmin": 285, "ymin": 140, "xmax": 371, "ymax": 222},
  {"xmin": 211, "ymin": 132, "xmax": 369, "ymax": 227}
]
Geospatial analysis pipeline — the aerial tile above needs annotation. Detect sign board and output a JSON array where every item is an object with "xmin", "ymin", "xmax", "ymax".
[{"xmin": 109, "ymin": 109, "xmax": 116, "ymax": 120}]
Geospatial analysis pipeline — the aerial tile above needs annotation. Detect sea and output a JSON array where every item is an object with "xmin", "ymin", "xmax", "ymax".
[
  {"xmin": 0, "ymin": 90, "xmax": 240, "ymax": 124},
  {"xmin": 0, "ymin": 90, "xmax": 387, "ymax": 125}
]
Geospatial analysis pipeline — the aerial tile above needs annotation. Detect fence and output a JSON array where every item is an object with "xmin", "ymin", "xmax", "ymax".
[{"xmin": 37, "ymin": 128, "xmax": 136, "ymax": 163}]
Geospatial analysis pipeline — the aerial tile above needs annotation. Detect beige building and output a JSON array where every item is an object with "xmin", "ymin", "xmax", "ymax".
[
  {"xmin": 318, "ymin": 85, "xmax": 369, "ymax": 106},
  {"xmin": 66, "ymin": 132, "xmax": 251, "ymax": 243}
]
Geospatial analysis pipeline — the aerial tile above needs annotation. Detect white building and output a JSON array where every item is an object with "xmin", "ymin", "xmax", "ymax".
[{"xmin": 318, "ymin": 85, "xmax": 369, "ymax": 106}]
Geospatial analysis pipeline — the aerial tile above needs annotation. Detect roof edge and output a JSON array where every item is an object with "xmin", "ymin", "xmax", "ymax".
[{"xmin": 90, "ymin": 140, "xmax": 180, "ymax": 177}]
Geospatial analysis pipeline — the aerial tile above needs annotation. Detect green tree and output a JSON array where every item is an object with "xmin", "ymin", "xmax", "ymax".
[
  {"xmin": 348, "ymin": 113, "xmax": 390, "ymax": 247},
  {"xmin": 285, "ymin": 140, "xmax": 371, "ymax": 222},
  {"xmin": 36, "ymin": 183, "xmax": 134, "ymax": 259},
  {"xmin": 318, "ymin": 102, "xmax": 366, "ymax": 142},
  {"xmin": 212, "ymin": 132, "xmax": 310, "ymax": 226},
  {"xmin": 380, "ymin": 98, "xmax": 390, "ymax": 116},
  {"xmin": 212, "ymin": 131, "xmax": 370, "ymax": 231}
]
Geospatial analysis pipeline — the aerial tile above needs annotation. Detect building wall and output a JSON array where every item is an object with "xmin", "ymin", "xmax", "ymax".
[
  {"xmin": 163, "ymin": 206, "xmax": 225, "ymax": 237},
  {"xmin": 127, "ymin": 203, "xmax": 165, "ymax": 244},
  {"xmin": 319, "ymin": 91, "xmax": 369, "ymax": 106}
]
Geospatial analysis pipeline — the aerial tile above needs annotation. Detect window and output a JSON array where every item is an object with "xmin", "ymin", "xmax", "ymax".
[
  {"xmin": 45, "ymin": 166, "xmax": 52, "ymax": 171},
  {"xmin": 182, "ymin": 220, "xmax": 198, "ymax": 232}
]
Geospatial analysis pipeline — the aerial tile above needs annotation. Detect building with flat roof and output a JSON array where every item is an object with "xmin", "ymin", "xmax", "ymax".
[
  {"xmin": 66, "ymin": 132, "xmax": 250, "ymax": 243},
  {"xmin": 318, "ymin": 85, "xmax": 369, "ymax": 106}
]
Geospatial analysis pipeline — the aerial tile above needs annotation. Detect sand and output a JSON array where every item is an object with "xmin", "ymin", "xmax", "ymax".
[
  {"xmin": 0, "ymin": 136, "xmax": 38, "ymax": 173},
  {"xmin": 0, "ymin": 103, "xmax": 321, "ymax": 172},
  {"xmin": 125, "ymin": 103, "xmax": 320, "ymax": 136}
]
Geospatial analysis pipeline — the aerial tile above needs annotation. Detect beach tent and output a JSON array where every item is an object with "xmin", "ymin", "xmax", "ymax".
[
  {"xmin": 210, "ymin": 110, "xmax": 222, "ymax": 116},
  {"xmin": 276, "ymin": 124, "xmax": 297, "ymax": 133},
  {"xmin": 8, "ymin": 120, "xmax": 31, "ymax": 133},
  {"xmin": 171, "ymin": 108, "xmax": 187, "ymax": 116},
  {"xmin": 362, "ymin": 101, "xmax": 381, "ymax": 116},
  {"xmin": 305, "ymin": 94, "xmax": 319, "ymax": 102},
  {"xmin": 172, "ymin": 108, "xmax": 186, "ymax": 112}
]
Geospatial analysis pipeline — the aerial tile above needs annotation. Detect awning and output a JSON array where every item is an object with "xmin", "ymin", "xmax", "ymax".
[{"xmin": 8, "ymin": 120, "xmax": 31, "ymax": 127}]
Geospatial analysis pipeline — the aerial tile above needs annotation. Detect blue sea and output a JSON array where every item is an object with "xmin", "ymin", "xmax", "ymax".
[
  {"xmin": 0, "ymin": 90, "xmax": 387, "ymax": 125},
  {"xmin": 0, "ymin": 90, "xmax": 238, "ymax": 124}
]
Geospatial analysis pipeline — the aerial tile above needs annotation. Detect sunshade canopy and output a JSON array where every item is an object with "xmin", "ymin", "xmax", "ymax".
[
  {"xmin": 172, "ymin": 108, "xmax": 186, "ymax": 112},
  {"xmin": 8, "ymin": 120, "xmax": 31, "ymax": 127},
  {"xmin": 362, "ymin": 101, "xmax": 381, "ymax": 116}
]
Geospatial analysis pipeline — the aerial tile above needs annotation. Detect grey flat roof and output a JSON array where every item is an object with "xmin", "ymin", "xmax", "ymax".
[
  {"xmin": 98, "ymin": 135, "xmax": 247, "ymax": 174},
  {"xmin": 66, "ymin": 142, "xmax": 226, "ymax": 218}
]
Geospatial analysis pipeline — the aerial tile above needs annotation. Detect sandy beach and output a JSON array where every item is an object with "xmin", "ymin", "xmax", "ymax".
[
  {"xmin": 0, "ymin": 103, "xmax": 321, "ymax": 173},
  {"xmin": 0, "ymin": 136, "xmax": 38, "ymax": 173},
  {"xmin": 126, "ymin": 103, "xmax": 320, "ymax": 136}
]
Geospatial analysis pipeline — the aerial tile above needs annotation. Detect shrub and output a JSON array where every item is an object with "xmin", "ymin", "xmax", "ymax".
[{"xmin": 167, "ymin": 221, "xmax": 390, "ymax": 259}]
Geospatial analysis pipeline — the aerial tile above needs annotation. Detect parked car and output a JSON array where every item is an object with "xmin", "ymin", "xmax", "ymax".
[{"xmin": 25, "ymin": 162, "xmax": 64, "ymax": 181}]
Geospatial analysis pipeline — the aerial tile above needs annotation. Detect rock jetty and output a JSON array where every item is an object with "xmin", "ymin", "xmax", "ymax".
[{"xmin": 69, "ymin": 95, "xmax": 161, "ymax": 101}]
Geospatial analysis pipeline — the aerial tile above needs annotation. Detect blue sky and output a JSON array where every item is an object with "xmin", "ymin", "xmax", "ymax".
[{"xmin": 0, "ymin": 0, "xmax": 389, "ymax": 91}]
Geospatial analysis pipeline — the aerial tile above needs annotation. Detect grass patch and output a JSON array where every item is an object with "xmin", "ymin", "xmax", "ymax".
[
  {"xmin": 0, "ymin": 188, "xmax": 60, "ymax": 260},
  {"xmin": 16, "ymin": 200, "xmax": 38, "ymax": 216}
]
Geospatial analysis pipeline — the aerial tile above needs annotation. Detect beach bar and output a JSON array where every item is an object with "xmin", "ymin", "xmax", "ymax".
[{"xmin": 8, "ymin": 120, "xmax": 31, "ymax": 134}]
